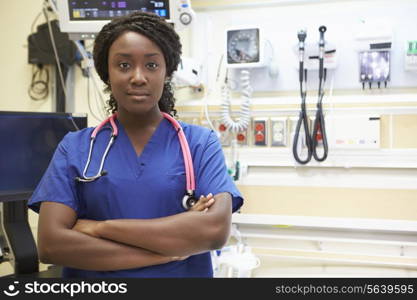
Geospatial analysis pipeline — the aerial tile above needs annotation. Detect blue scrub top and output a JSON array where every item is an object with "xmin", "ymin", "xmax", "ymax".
[{"xmin": 28, "ymin": 118, "xmax": 243, "ymax": 278}]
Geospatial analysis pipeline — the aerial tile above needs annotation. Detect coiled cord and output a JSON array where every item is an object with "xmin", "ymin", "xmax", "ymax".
[
  {"xmin": 220, "ymin": 69, "xmax": 251, "ymax": 133},
  {"xmin": 28, "ymin": 65, "xmax": 49, "ymax": 101}
]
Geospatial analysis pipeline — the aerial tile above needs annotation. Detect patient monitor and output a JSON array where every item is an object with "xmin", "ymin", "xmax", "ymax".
[{"xmin": 55, "ymin": 0, "xmax": 195, "ymax": 40}]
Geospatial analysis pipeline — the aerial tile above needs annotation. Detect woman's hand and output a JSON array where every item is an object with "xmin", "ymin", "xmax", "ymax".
[
  {"xmin": 72, "ymin": 219, "xmax": 102, "ymax": 238},
  {"xmin": 189, "ymin": 193, "xmax": 215, "ymax": 212}
]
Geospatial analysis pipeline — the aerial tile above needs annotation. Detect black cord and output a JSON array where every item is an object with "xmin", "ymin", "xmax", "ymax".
[
  {"xmin": 293, "ymin": 83, "xmax": 313, "ymax": 164},
  {"xmin": 311, "ymin": 26, "xmax": 329, "ymax": 162},
  {"xmin": 293, "ymin": 30, "xmax": 313, "ymax": 164},
  {"xmin": 28, "ymin": 64, "xmax": 49, "ymax": 100},
  {"xmin": 312, "ymin": 72, "xmax": 328, "ymax": 161}
]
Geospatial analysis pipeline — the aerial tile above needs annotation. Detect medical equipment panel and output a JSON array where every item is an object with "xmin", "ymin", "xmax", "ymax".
[
  {"xmin": 0, "ymin": 111, "xmax": 87, "ymax": 195},
  {"xmin": 359, "ymin": 50, "xmax": 390, "ymax": 89},
  {"xmin": 68, "ymin": 0, "xmax": 170, "ymax": 20},
  {"xmin": 56, "ymin": 0, "xmax": 195, "ymax": 39}
]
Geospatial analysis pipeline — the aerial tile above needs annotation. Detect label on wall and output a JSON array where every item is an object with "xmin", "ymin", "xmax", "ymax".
[{"xmin": 326, "ymin": 115, "xmax": 380, "ymax": 149}]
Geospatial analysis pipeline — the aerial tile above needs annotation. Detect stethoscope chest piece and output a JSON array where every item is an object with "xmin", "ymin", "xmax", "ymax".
[{"xmin": 182, "ymin": 191, "xmax": 197, "ymax": 210}]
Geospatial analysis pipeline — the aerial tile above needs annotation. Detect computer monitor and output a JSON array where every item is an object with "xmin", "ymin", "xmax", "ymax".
[
  {"xmin": 0, "ymin": 111, "xmax": 87, "ymax": 198},
  {"xmin": 56, "ymin": 0, "xmax": 195, "ymax": 40}
]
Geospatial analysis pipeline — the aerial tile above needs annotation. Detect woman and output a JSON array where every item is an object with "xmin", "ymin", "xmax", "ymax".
[{"xmin": 28, "ymin": 12, "xmax": 243, "ymax": 278}]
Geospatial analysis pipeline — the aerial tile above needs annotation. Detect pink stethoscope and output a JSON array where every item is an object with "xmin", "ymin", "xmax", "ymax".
[{"xmin": 75, "ymin": 112, "xmax": 197, "ymax": 210}]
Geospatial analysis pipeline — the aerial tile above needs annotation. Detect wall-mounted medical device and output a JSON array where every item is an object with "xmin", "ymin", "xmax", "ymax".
[
  {"xmin": 405, "ymin": 40, "xmax": 417, "ymax": 71},
  {"xmin": 359, "ymin": 50, "xmax": 390, "ymax": 89},
  {"xmin": 222, "ymin": 26, "xmax": 271, "ymax": 181},
  {"xmin": 292, "ymin": 40, "xmax": 338, "ymax": 71},
  {"xmin": 354, "ymin": 21, "xmax": 392, "ymax": 89},
  {"xmin": 226, "ymin": 28, "xmax": 266, "ymax": 68},
  {"xmin": 292, "ymin": 26, "xmax": 329, "ymax": 165},
  {"xmin": 55, "ymin": 0, "xmax": 195, "ymax": 40},
  {"xmin": 171, "ymin": 57, "xmax": 202, "ymax": 88}
]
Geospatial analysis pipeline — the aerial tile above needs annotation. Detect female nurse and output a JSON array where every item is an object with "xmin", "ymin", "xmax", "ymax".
[{"xmin": 28, "ymin": 11, "xmax": 243, "ymax": 278}]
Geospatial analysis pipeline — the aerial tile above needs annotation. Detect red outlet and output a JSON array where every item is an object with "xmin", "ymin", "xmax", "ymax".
[
  {"xmin": 253, "ymin": 119, "xmax": 267, "ymax": 146},
  {"xmin": 237, "ymin": 133, "xmax": 246, "ymax": 142},
  {"xmin": 219, "ymin": 124, "xmax": 227, "ymax": 132}
]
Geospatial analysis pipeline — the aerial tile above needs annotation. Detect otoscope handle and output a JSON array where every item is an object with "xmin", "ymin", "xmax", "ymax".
[
  {"xmin": 318, "ymin": 26, "xmax": 326, "ymax": 80},
  {"xmin": 297, "ymin": 29, "xmax": 307, "ymax": 83},
  {"xmin": 319, "ymin": 26, "xmax": 326, "ymax": 46},
  {"xmin": 297, "ymin": 29, "xmax": 307, "ymax": 44}
]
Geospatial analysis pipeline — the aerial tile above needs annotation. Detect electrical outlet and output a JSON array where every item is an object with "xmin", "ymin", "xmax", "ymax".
[
  {"xmin": 270, "ymin": 118, "xmax": 287, "ymax": 147},
  {"xmin": 253, "ymin": 118, "xmax": 268, "ymax": 146},
  {"xmin": 236, "ymin": 121, "xmax": 249, "ymax": 146},
  {"xmin": 214, "ymin": 119, "xmax": 231, "ymax": 147}
]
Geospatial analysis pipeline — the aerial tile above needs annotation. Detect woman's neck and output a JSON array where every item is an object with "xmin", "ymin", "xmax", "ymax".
[{"xmin": 116, "ymin": 107, "xmax": 163, "ymax": 132}]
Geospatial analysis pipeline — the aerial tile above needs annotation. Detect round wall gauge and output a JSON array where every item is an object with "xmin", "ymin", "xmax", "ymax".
[{"xmin": 227, "ymin": 28, "xmax": 260, "ymax": 65}]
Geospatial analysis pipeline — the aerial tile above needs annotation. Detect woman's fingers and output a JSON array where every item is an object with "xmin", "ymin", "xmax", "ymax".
[
  {"xmin": 189, "ymin": 193, "xmax": 215, "ymax": 212},
  {"xmin": 205, "ymin": 198, "xmax": 215, "ymax": 208}
]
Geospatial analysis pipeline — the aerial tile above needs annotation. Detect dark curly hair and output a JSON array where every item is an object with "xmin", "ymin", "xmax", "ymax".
[{"xmin": 93, "ymin": 11, "xmax": 182, "ymax": 116}]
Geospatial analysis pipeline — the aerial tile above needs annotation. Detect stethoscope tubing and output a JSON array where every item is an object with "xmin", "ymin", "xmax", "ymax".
[
  {"xmin": 76, "ymin": 112, "xmax": 196, "ymax": 194},
  {"xmin": 161, "ymin": 112, "xmax": 195, "ymax": 191}
]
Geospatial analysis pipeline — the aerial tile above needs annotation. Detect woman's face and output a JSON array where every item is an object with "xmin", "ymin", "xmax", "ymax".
[{"xmin": 108, "ymin": 31, "xmax": 166, "ymax": 116}]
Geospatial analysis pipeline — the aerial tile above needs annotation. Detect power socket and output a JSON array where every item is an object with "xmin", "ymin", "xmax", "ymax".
[
  {"xmin": 213, "ymin": 119, "xmax": 231, "ymax": 147},
  {"xmin": 270, "ymin": 118, "xmax": 287, "ymax": 147},
  {"xmin": 253, "ymin": 118, "xmax": 268, "ymax": 146},
  {"xmin": 236, "ymin": 120, "xmax": 250, "ymax": 146}
]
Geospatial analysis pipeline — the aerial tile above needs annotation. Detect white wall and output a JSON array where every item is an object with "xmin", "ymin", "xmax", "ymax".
[{"xmin": 190, "ymin": 0, "xmax": 417, "ymax": 93}]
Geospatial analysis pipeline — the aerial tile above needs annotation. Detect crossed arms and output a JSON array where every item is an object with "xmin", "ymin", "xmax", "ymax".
[{"xmin": 37, "ymin": 192, "xmax": 232, "ymax": 271}]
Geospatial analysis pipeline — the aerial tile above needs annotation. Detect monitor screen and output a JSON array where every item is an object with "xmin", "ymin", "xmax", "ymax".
[
  {"xmin": 0, "ymin": 112, "xmax": 87, "ymax": 196},
  {"xmin": 68, "ymin": 0, "xmax": 170, "ymax": 21}
]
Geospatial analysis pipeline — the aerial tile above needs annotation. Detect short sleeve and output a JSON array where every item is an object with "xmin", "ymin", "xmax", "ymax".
[
  {"xmin": 195, "ymin": 131, "xmax": 243, "ymax": 213},
  {"xmin": 28, "ymin": 134, "xmax": 79, "ymax": 214}
]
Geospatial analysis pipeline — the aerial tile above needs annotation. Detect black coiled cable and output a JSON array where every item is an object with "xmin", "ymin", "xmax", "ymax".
[{"xmin": 28, "ymin": 64, "xmax": 49, "ymax": 101}]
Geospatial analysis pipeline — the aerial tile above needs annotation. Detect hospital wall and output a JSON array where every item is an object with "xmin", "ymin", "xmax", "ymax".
[
  {"xmin": 176, "ymin": 0, "xmax": 417, "ymax": 221},
  {"xmin": 0, "ymin": 0, "xmax": 416, "ymax": 277},
  {"xmin": 178, "ymin": 0, "xmax": 417, "ymax": 276}
]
